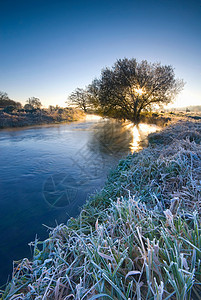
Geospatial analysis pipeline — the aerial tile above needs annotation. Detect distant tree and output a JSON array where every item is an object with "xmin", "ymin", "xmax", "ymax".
[
  {"xmin": 49, "ymin": 105, "xmax": 55, "ymax": 112},
  {"xmin": 67, "ymin": 88, "xmax": 88, "ymax": 112},
  {"xmin": 15, "ymin": 102, "xmax": 22, "ymax": 109},
  {"xmin": 0, "ymin": 91, "xmax": 9, "ymax": 101},
  {"xmin": 26, "ymin": 97, "xmax": 42, "ymax": 109},
  {"xmin": 89, "ymin": 58, "xmax": 184, "ymax": 124},
  {"xmin": 0, "ymin": 91, "xmax": 18, "ymax": 108},
  {"xmin": 24, "ymin": 103, "xmax": 34, "ymax": 111}
]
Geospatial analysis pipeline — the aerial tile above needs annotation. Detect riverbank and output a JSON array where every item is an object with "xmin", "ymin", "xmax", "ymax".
[
  {"xmin": 140, "ymin": 111, "xmax": 201, "ymax": 126},
  {"xmin": 0, "ymin": 108, "xmax": 85, "ymax": 129},
  {"xmin": 1, "ymin": 108, "xmax": 201, "ymax": 130},
  {"xmin": 1, "ymin": 120, "xmax": 201, "ymax": 299}
]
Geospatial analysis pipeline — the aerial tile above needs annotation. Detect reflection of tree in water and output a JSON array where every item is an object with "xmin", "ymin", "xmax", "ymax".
[{"xmin": 87, "ymin": 119, "xmax": 133, "ymax": 156}]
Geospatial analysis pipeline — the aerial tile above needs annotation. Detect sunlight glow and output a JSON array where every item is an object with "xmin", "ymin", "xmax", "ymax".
[
  {"xmin": 134, "ymin": 87, "xmax": 145, "ymax": 96},
  {"xmin": 130, "ymin": 125, "xmax": 141, "ymax": 153},
  {"xmin": 85, "ymin": 114, "xmax": 103, "ymax": 121},
  {"xmin": 129, "ymin": 123, "xmax": 159, "ymax": 153}
]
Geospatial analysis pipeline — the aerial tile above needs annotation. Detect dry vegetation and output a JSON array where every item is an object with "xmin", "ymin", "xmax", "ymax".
[
  {"xmin": 0, "ymin": 108, "xmax": 85, "ymax": 129},
  {"xmin": 1, "ymin": 120, "xmax": 201, "ymax": 300},
  {"xmin": 140, "ymin": 111, "xmax": 201, "ymax": 127}
]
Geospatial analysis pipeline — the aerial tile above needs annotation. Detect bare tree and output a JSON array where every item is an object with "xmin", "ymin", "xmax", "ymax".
[
  {"xmin": 26, "ymin": 97, "xmax": 42, "ymax": 109},
  {"xmin": 90, "ymin": 58, "xmax": 184, "ymax": 123},
  {"xmin": 0, "ymin": 91, "xmax": 9, "ymax": 101},
  {"xmin": 87, "ymin": 79, "xmax": 102, "ymax": 112},
  {"xmin": 67, "ymin": 88, "xmax": 88, "ymax": 112},
  {"xmin": 0, "ymin": 91, "xmax": 22, "ymax": 108}
]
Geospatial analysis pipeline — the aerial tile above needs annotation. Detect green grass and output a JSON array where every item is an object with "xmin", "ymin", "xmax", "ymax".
[{"xmin": 1, "ymin": 120, "xmax": 200, "ymax": 299}]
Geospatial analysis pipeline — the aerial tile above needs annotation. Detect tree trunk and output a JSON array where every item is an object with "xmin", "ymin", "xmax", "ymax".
[{"xmin": 132, "ymin": 108, "xmax": 141, "ymax": 125}]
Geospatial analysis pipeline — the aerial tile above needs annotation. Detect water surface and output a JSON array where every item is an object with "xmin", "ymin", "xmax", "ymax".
[{"xmin": 0, "ymin": 116, "xmax": 158, "ymax": 284}]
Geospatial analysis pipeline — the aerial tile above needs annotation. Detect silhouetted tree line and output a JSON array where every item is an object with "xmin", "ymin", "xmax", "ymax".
[
  {"xmin": 0, "ymin": 91, "xmax": 82, "ymax": 117},
  {"xmin": 0, "ymin": 91, "xmax": 22, "ymax": 111},
  {"xmin": 0, "ymin": 93, "xmax": 85, "ymax": 128},
  {"xmin": 67, "ymin": 58, "xmax": 184, "ymax": 124},
  {"xmin": 0, "ymin": 92, "xmax": 43, "ymax": 113}
]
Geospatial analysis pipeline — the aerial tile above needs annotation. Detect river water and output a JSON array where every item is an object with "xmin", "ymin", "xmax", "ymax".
[{"xmin": 0, "ymin": 116, "xmax": 158, "ymax": 285}]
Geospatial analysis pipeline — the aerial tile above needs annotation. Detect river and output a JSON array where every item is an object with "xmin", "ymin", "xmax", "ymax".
[{"xmin": 0, "ymin": 116, "xmax": 159, "ymax": 285}]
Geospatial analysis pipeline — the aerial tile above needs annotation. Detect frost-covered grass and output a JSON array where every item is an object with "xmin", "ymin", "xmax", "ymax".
[
  {"xmin": 1, "ymin": 121, "xmax": 201, "ymax": 299},
  {"xmin": 0, "ymin": 108, "xmax": 85, "ymax": 129}
]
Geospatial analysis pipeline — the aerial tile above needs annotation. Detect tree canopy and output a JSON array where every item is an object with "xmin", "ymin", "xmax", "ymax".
[
  {"xmin": 0, "ymin": 91, "xmax": 16, "ymax": 108},
  {"xmin": 67, "ymin": 88, "xmax": 89, "ymax": 112},
  {"xmin": 26, "ymin": 97, "xmax": 42, "ymax": 109},
  {"xmin": 0, "ymin": 91, "xmax": 22, "ymax": 109},
  {"xmin": 88, "ymin": 58, "xmax": 184, "ymax": 123}
]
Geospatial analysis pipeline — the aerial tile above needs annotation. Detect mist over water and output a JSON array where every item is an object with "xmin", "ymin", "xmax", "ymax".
[{"xmin": 0, "ymin": 117, "xmax": 158, "ymax": 285}]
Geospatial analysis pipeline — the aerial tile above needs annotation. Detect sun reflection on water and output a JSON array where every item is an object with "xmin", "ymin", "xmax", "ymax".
[
  {"xmin": 128, "ymin": 123, "xmax": 159, "ymax": 153},
  {"xmin": 130, "ymin": 125, "xmax": 141, "ymax": 153}
]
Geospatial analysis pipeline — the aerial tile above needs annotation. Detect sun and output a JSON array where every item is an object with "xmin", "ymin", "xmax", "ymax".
[{"xmin": 134, "ymin": 88, "xmax": 144, "ymax": 96}]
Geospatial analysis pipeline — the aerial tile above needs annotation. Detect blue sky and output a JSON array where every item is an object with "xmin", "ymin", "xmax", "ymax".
[{"xmin": 0, "ymin": 0, "xmax": 201, "ymax": 107}]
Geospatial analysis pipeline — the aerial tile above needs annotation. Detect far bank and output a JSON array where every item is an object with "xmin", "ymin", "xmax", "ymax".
[{"xmin": 0, "ymin": 107, "xmax": 85, "ymax": 129}]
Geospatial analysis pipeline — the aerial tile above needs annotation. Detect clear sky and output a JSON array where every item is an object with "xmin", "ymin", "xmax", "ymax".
[{"xmin": 0, "ymin": 0, "xmax": 201, "ymax": 108}]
